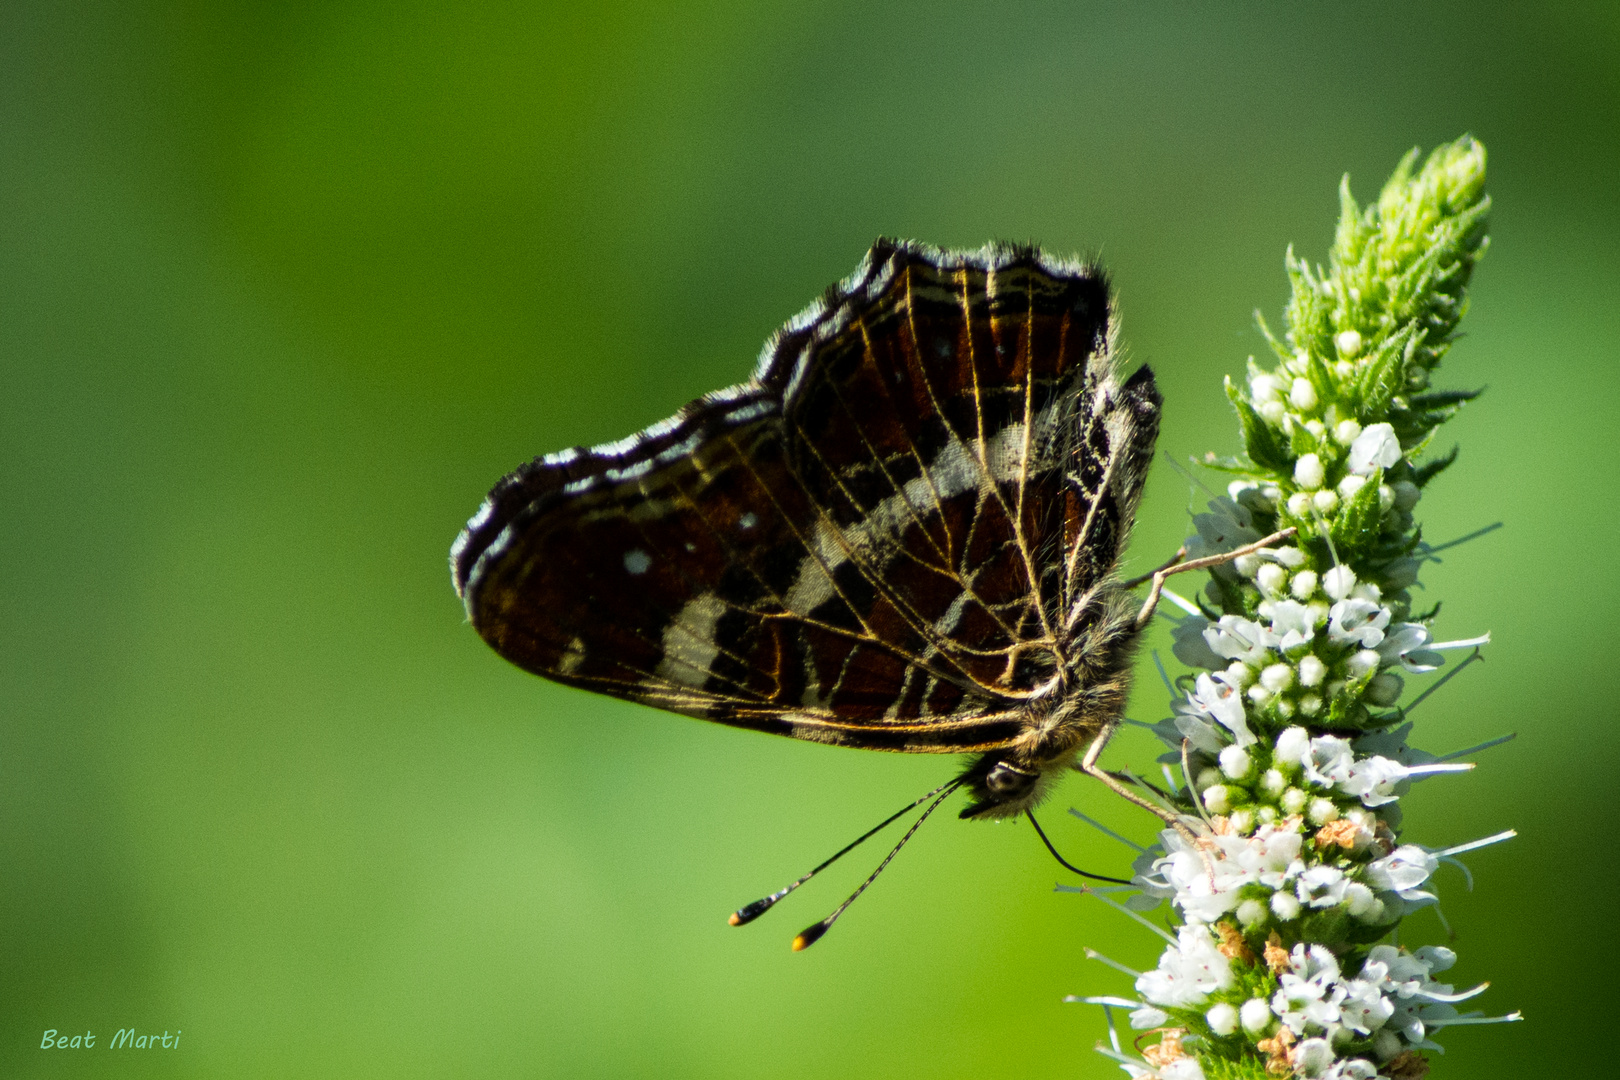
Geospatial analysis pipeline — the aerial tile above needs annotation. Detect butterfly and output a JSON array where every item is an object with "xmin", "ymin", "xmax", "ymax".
[{"xmin": 450, "ymin": 238, "xmax": 1234, "ymax": 947}]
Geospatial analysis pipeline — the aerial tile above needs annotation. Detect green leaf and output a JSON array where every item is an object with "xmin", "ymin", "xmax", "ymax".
[
  {"xmin": 1412, "ymin": 445, "xmax": 1459, "ymax": 488},
  {"xmin": 1331, "ymin": 467, "xmax": 1385, "ymax": 551},
  {"xmin": 1225, "ymin": 376, "xmax": 1292, "ymax": 472}
]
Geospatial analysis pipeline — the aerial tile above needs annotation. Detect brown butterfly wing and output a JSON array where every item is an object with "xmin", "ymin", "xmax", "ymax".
[{"xmin": 451, "ymin": 239, "xmax": 1156, "ymax": 753}]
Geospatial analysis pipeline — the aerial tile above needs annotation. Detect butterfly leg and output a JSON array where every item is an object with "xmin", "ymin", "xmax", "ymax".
[
  {"xmin": 1078, "ymin": 719, "xmax": 1203, "ymax": 845},
  {"xmin": 1131, "ymin": 527, "xmax": 1298, "ymax": 630}
]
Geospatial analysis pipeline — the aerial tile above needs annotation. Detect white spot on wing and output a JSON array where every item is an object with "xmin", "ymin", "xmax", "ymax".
[
  {"xmin": 655, "ymin": 595, "xmax": 725, "ymax": 688},
  {"xmin": 624, "ymin": 549, "xmax": 652, "ymax": 575},
  {"xmin": 558, "ymin": 637, "xmax": 587, "ymax": 675}
]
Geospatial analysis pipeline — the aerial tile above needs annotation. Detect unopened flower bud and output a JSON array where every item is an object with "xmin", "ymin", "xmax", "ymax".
[
  {"xmin": 1338, "ymin": 474, "xmax": 1367, "ymax": 499},
  {"xmin": 1322, "ymin": 566, "xmax": 1357, "ymax": 600},
  {"xmin": 1333, "ymin": 360, "xmax": 1355, "ymax": 380},
  {"xmin": 1207, "ymin": 1002, "xmax": 1239, "ymax": 1036},
  {"xmin": 1372, "ymin": 1031, "xmax": 1402, "ymax": 1061},
  {"xmin": 1196, "ymin": 767, "xmax": 1222, "ymax": 791},
  {"xmin": 1237, "ymin": 899, "xmax": 1268, "ymax": 928},
  {"xmin": 1260, "ymin": 663, "xmax": 1294, "ymax": 693},
  {"xmin": 1271, "ymin": 891, "xmax": 1302, "ymax": 920},
  {"xmin": 1289, "ymin": 378, "xmax": 1319, "ymax": 411},
  {"xmin": 1297, "ymin": 655, "xmax": 1326, "ymax": 687},
  {"xmin": 1335, "ymin": 329, "xmax": 1362, "ymax": 358},
  {"xmin": 1228, "ymin": 808, "xmax": 1255, "ymax": 834},
  {"xmin": 1377, "ymin": 484, "xmax": 1396, "ymax": 513},
  {"xmin": 1250, "ymin": 373, "xmax": 1283, "ymax": 403},
  {"xmin": 1307, "ymin": 797, "xmax": 1340, "ymax": 825},
  {"xmin": 1224, "ymin": 661, "xmax": 1255, "ymax": 689},
  {"xmin": 1294, "ymin": 453, "xmax": 1325, "ymax": 490},
  {"xmin": 1256, "ymin": 806, "xmax": 1279, "ymax": 825},
  {"xmin": 1281, "ymin": 787, "xmax": 1308, "ymax": 814},
  {"xmin": 1333, "ymin": 419, "xmax": 1362, "ymax": 445},
  {"xmin": 1274, "ymin": 726, "xmax": 1310, "ymax": 764},
  {"xmin": 1203, "ymin": 784, "xmax": 1232, "ymax": 814},
  {"xmin": 1248, "ymin": 684, "xmax": 1272, "ymax": 705},
  {"xmin": 1241, "ymin": 998, "xmax": 1274, "ymax": 1034},
  {"xmin": 1260, "ymin": 768, "xmax": 1287, "ymax": 796},
  {"xmin": 1307, "ymin": 600, "xmax": 1330, "ymax": 626},
  {"xmin": 1256, "ymin": 563, "xmax": 1287, "ymax": 596},
  {"xmin": 1219, "ymin": 744, "xmax": 1253, "ymax": 780},
  {"xmin": 1312, "ymin": 489, "xmax": 1339, "ymax": 515},
  {"xmin": 1299, "ymin": 694, "xmax": 1322, "ymax": 717},
  {"xmin": 1304, "ymin": 419, "xmax": 1326, "ymax": 438},
  {"xmin": 1274, "ymin": 698, "xmax": 1295, "ymax": 719},
  {"xmin": 1381, "ymin": 557, "xmax": 1420, "ymax": 590},
  {"xmin": 1259, "ymin": 400, "xmax": 1288, "ymax": 426},
  {"xmin": 1286, "ymin": 491, "xmax": 1312, "ymax": 517},
  {"xmin": 1233, "ymin": 552, "xmax": 1262, "ymax": 577},
  {"xmin": 1390, "ymin": 480, "xmax": 1421, "ymax": 511},
  {"xmin": 1348, "ymin": 649, "xmax": 1381, "ymax": 678},
  {"xmin": 1366, "ymin": 671, "xmax": 1405, "ymax": 706},
  {"xmin": 1274, "ymin": 546, "xmax": 1305, "ymax": 568}
]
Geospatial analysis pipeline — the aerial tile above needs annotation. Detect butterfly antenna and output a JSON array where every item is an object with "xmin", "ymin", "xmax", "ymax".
[
  {"xmin": 728, "ymin": 779, "xmax": 960, "ymax": 929},
  {"xmin": 790, "ymin": 778, "xmax": 963, "ymax": 951},
  {"xmin": 1027, "ymin": 810, "xmax": 1131, "ymax": 884}
]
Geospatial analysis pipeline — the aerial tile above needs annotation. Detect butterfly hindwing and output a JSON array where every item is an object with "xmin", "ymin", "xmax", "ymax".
[{"xmin": 452, "ymin": 239, "xmax": 1156, "ymax": 753}]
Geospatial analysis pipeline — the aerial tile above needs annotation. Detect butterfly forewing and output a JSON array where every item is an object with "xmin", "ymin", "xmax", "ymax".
[{"xmin": 453, "ymin": 239, "xmax": 1137, "ymax": 754}]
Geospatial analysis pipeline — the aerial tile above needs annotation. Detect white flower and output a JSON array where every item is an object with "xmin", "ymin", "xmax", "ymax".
[
  {"xmin": 1328, "ymin": 599, "xmax": 1389, "ymax": 648},
  {"xmin": 1268, "ymin": 600, "xmax": 1316, "ymax": 652},
  {"xmin": 1297, "ymin": 864, "xmax": 1351, "ymax": 909},
  {"xmin": 1204, "ymin": 616, "xmax": 1273, "ymax": 666},
  {"xmin": 1136, "ymin": 923, "xmax": 1235, "ymax": 1007},
  {"xmin": 1338, "ymin": 756, "xmax": 1411, "ymax": 807},
  {"xmin": 1129, "ymin": 1005, "xmax": 1169, "ymax": 1029},
  {"xmin": 1301, "ymin": 735, "xmax": 1356, "ymax": 787},
  {"xmin": 1178, "ymin": 672, "xmax": 1257, "ymax": 747},
  {"xmin": 1326, "ymin": 1058, "xmax": 1381, "ymax": 1080},
  {"xmin": 1273, "ymin": 945, "xmax": 1345, "ymax": 1035},
  {"xmin": 1348, "ymin": 422, "xmax": 1401, "ymax": 475},
  {"xmin": 1364, "ymin": 845, "xmax": 1438, "ymax": 901},
  {"xmin": 1376, "ymin": 623, "xmax": 1444, "ymax": 673}
]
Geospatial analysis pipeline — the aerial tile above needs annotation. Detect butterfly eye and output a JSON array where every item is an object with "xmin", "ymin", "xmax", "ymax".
[{"xmin": 985, "ymin": 761, "xmax": 1038, "ymax": 796}]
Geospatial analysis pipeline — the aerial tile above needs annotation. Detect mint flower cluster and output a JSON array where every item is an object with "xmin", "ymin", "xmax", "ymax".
[{"xmin": 1073, "ymin": 139, "xmax": 1519, "ymax": 1080}]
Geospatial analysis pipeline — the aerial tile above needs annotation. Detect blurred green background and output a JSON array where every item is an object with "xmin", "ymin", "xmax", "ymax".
[{"xmin": 4, "ymin": 2, "xmax": 1616, "ymax": 1077}]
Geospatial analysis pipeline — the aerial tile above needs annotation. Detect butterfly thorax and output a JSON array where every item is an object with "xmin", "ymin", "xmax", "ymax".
[{"xmin": 957, "ymin": 586, "xmax": 1145, "ymax": 819}]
